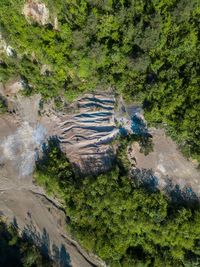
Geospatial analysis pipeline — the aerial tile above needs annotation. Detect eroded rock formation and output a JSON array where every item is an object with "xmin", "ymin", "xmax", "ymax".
[{"xmin": 23, "ymin": 0, "xmax": 49, "ymax": 25}]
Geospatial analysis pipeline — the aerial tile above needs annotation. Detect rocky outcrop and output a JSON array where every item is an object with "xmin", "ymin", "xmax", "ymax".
[
  {"xmin": 0, "ymin": 32, "xmax": 15, "ymax": 56},
  {"xmin": 23, "ymin": 0, "xmax": 49, "ymax": 25},
  {"xmin": 0, "ymin": 80, "xmax": 148, "ymax": 176},
  {"xmin": 52, "ymin": 93, "xmax": 147, "ymax": 175},
  {"xmin": 0, "ymin": 81, "xmax": 108, "ymax": 266},
  {"xmin": 58, "ymin": 93, "xmax": 117, "ymax": 174}
]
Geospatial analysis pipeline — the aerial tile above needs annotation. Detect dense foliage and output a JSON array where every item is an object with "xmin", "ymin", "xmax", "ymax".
[
  {"xmin": 0, "ymin": 0, "xmax": 200, "ymax": 161},
  {"xmin": 1, "ymin": 1, "xmax": 199, "ymax": 265},
  {"xmin": 0, "ymin": 219, "xmax": 51, "ymax": 267},
  {"xmin": 35, "ymin": 140, "xmax": 200, "ymax": 266},
  {"xmin": 0, "ymin": 96, "xmax": 7, "ymax": 114}
]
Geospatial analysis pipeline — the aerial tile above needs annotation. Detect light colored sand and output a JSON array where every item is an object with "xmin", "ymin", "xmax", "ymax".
[
  {"xmin": 0, "ymin": 81, "xmax": 106, "ymax": 267},
  {"xmin": 128, "ymin": 127, "xmax": 200, "ymax": 199},
  {"xmin": 1, "ymin": 77, "xmax": 199, "ymax": 267},
  {"xmin": 0, "ymin": 113, "xmax": 105, "ymax": 267}
]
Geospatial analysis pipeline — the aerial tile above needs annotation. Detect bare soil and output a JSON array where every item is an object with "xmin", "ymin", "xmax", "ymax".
[
  {"xmin": 0, "ymin": 115, "xmax": 101, "ymax": 267},
  {"xmin": 1, "ymin": 78, "xmax": 200, "ymax": 266},
  {"xmin": 0, "ymin": 81, "xmax": 106, "ymax": 267},
  {"xmin": 128, "ymin": 127, "xmax": 200, "ymax": 201}
]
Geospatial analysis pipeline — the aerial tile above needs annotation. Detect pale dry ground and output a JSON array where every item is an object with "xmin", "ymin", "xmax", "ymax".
[
  {"xmin": 128, "ymin": 127, "xmax": 200, "ymax": 200},
  {"xmin": 42, "ymin": 92, "xmax": 134, "ymax": 175},
  {"xmin": 57, "ymin": 93, "xmax": 118, "ymax": 174},
  {"xmin": 0, "ymin": 81, "xmax": 106, "ymax": 267},
  {"xmin": 0, "ymin": 115, "xmax": 102, "ymax": 267},
  {"xmin": 1, "ymin": 77, "xmax": 200, "ymax": 266}
]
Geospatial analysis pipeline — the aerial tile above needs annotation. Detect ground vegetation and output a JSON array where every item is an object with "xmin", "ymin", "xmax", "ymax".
[
  {"xmin": 0, "ymin": 219, "xmax": 51, "ymax": 267},
  {"xmin": 0, "ymin": 0, "xmax": 199, "ymax": 161},
  {"xmin": 35, "ymin": 139, "xmax": 200, "ymax": 266}
]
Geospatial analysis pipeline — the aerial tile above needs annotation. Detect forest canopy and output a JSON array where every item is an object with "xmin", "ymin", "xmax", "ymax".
[
  {"xmin": 0, "ymin": 219, "xmax": 51, "ymax": 267},
  {"xmin": 0, "ymin": 0, "xmax": 199, "ymax": 162},
  {"xmin": 35, "ymin": 138, "xmax": 200, "ymax": 267},
  {"xmin": 0, "ymin": 1, "xmax": 199, "ymax": 265}
]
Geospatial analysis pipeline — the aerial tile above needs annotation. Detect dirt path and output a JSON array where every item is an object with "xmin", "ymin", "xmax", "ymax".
[
  {"xmin": 1, "ymin": 78, "xmax": 199, "ymax": 266},
  {"xmin": 0, "ymin": 84, "xmax": 135, "ymax": 266},
  {"xmin": 0, "ymin": 185, "xmax": 100, "ymax": 267},
  {"xmin": 0, "ymin": 116, "xmax": 104, "ymax": 266},
  {"xmin": 0, "ymin": 81, "xmax": 106, "ymax": 267}
]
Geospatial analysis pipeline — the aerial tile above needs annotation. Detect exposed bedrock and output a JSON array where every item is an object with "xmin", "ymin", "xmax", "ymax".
[
  {"xmin": 57, "ymin": 93, "xmax": 146, "ymax": 175},
  {"xmin": 58, "ymin": 95, "xmax": 116, "ymax": 174},
  {"xmin": 0, "ymin": 82, "xmax": 113, "ymax": 266},
  {"xmin": 0, "ymin": 80, "xmax": 200, "ymax": 266},
  {"xmin": 0, "ymin": 80, "xmax": 148, "ymax": 176}
]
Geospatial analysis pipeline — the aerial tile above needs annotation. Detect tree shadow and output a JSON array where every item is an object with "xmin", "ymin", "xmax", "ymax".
[
  {"xmin": 21, "ymin": 221, "xmax": 72, "ymax": 267},
  {"xmin": 163, "ymin": 178, "xmax": 199, "ymax": 207},
  {"xmin": 131, "ymin": 168, "xmax": 159, "ymax": 192},
  {"xmin": 36, "ymin": 136, "xmax": 62, "ymax": 167},
  {"xmin": 13, "ymin": 216, "xmax": 18, "ymax": 228},
  {"xmin": 131, "ymin": 168, "xmax": 199, "ymax": 207},
  {"xmin": 0, "ymin": 93, "xmax": 8, "ymax": 113},
  {"xmin": 131, "ymin": 114, "xmax": 149, "ymax": 134},
  {"xmin": 42, "ymin": 136, "xmax": 61, "ymax": 153}
]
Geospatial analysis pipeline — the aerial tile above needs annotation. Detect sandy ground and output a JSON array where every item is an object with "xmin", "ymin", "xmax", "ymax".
[
  {"xmin": 0, "ymin": 188, "xmax": 96, "ymax": 267},
  {"xmin": 1, "ymin": 78, "xmax": 200, "ymax": 266},
  {"xmin": 128, "ymin": 127, "xmax": 200, "ymax": 202},
  {"xmin": 0, "ymin": 81, "xmax": 106, "ymax": 267},
  {"xmin": 0, "ymin": 113, "xmax": 104, "ymax": 267}
]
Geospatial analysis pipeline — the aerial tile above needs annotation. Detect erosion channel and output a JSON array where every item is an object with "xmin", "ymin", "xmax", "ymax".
[{"xmin": 0, "ymin": 80, "xmax": 199, "ymax": 266}]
